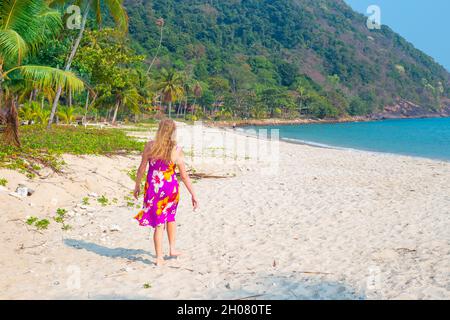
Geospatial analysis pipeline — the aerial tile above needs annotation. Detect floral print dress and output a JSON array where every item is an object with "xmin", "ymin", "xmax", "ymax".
[{"xmin": 134, "ymin": 156, "xmax": 180, "ymax": 228}]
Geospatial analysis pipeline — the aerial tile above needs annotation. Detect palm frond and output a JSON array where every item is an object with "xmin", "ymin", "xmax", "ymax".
[
  {"xmin": 35, "ymin": 108, "xmax": 51, "ymax": 124},
  {"xmin": 6, "ymin": 65, "xmax": 85, "ymax": 92},
  {"xmin": 35, "ymin": 8, "xmax": 63, "ymax": 44},
  {"xmin": 0, "ymin": 0, "xmax": 42, "ymax": 42},
  {"xmin": 0, "ymin": 29, "xmax": 27, "ymax": 64},
  {"xmin": 94, "ymin": 0, "xmax": 102, "ymax": 27},
  {"xmin": 18, "ymin": 102, "xmax": 37, "ymax": 121},
  {"xmin": 122, "ymin": 87, "xmax": 141, "ymax": 114},
  {"xmin": 46, "ymin": 0, "xmax": 71, "ymax": 7},
  {"xmin": 0, "ymin": 0, "xmax": 62, "ymax": 60},
  {"xmin": 104, "ymin": 0, "xmax": 129, "ymax": 33},
  {"xmin": 57, "ymin": 106, "xmax": 78, "ymax": 124},
  {"xmin": 0, "ymin": 0, "xmax": 37, "ymax": 28}
]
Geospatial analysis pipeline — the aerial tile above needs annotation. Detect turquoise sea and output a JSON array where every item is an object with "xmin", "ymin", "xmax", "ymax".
[{"xmin": 244, "ymin": 117, "xmax": 450, "ymax": 161}]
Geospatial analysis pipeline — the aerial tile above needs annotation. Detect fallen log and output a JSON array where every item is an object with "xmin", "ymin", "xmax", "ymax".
[{"xmin": 188, "ymin": 172, "xmax": 229, "ymax": 179}]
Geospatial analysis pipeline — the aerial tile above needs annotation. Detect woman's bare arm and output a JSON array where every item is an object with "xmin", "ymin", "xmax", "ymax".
[
  {"xmin": 134, "ymin": 142, "xmax": 152, "ymax": 199},
  {"xmin": 176, "ymin": 149, "xmax": 198, "ymax": 210}
]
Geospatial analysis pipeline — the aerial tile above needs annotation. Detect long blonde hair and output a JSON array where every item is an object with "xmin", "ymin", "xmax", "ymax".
[{"xmin": 149, "ymin": 119, "xmax": 177, "ymax": 162}]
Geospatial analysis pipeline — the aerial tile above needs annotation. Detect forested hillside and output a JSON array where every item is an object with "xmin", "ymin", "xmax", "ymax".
[
  {"xmin": 5, "ymin": 0, "xmax": 449, "ymax": 132},
  {"xmin": 124, "ymin": 0, "xmax": 450, "ymax": 119}
]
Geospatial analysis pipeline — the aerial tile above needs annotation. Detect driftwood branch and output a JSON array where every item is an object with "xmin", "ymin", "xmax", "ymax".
[
  {"xmin": 17, "ymin": 241, "xmax": 47, "ymax": 251},
  {"xmin": 176, "ymin": 171, "xmax": 230, "ymax": 180},
  {"xmin": 297, "ymin": 271, "xmax": 333, "ymax": 275}
]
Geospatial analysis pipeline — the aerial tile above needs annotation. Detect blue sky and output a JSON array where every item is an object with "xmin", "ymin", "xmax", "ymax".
[{"xmin": 344, "ymin": 0, "xmax": 450, "ymax": 71}]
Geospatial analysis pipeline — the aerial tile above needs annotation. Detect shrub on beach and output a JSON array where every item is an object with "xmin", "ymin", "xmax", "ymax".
[
  {"xmin": 0, "ymin": 125, "xmax": 144, "ymax": 178},
  {"xmin": 185, "ymin": 114, "xmax": 198, "ymax": 122}
]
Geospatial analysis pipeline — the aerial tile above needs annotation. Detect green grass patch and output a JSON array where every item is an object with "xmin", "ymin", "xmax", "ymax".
[
  {"xmin": 26, "ymin": 216, "xmax": 39, "ymax": 226},
  {"xmin": 82, "ymin": 197, "xmax": 90, "ymax": 205},
  {"xmin": 53, "ymin": 208, "xmax": 67, "ymax": 223},
  {"xmin": 0, "ymin": 125, "xmax": 144, "ymax": 178},
  {"xmin": 122, "ymin": 127, "xmax": 157, "ymax": 132},
  {"xmin": 135, "ymin": 119, "xmax": 159, "ymax": 126},
  {"xmin": 127, "ymin": 167, "xmax": 147, "ymax": 192},
  {"xmin": 62, "ymin": 224, "xmax": 72, "ymax": 231},
  {"xmin": 26, "ymin": 217, "xmax": 50, "ymax": 230},
  {"xmin": 143, "ymin": 283, "xmax": 152, "ymax": 289},
  {"xmin": 53, "ymin": 208, "xmax": 72, "ymax": 231},
  {"xmin": 0, "ymin": 178, "xmax": 7, "ymax": 186},
  {"xmin": 127, "ymin": 167, "xmax": 138, "ymax": 181},
  {"xmin": 124, "ymin": 195, "xmax": 136, "ymax": 208},
  {"xmin": 97, "ymin": 195, "xmax": 109, "ymax": 206},
  {"xmin": 35, "ymin": 219, "xmax": 50, "ymax": 230}
]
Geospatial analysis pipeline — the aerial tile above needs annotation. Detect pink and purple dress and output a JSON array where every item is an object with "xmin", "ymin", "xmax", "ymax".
[{"xmin": 134, "ymin": 156, "xmax": 180, "ymax": 228}]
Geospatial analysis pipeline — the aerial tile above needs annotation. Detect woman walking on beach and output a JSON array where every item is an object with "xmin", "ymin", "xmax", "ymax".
[{"xmin": 134, "ymin": 119, "xmax": 198, "ymax": 266}]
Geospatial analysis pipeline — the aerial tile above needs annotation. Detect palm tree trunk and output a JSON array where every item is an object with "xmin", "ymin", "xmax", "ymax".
[
  {"xmin": 212, "ymin": 99, "xmax": 217, "ymax": 116},
  {"xmin": 68, "ymin": 88, "xmax": 72, "ymax": 108},
  {"xmin": 178, "ymin": 101, "xmax": 183, "ymax": 118},
  {"xmin": 168, "ymin": 101, "xmax": 172, "ymax": 118},
  {"xmin": 176, "ymin": 101, "xmax": 181, "ymax": 118},
  {"xmin": 112, "ymin": 100, "xmax": 120, "ymax": 124},
  {"xmin": 83, "ymin": 91, "xmax": 89, "ymax": 125},
  {"xmin": 107, "ymin": 107, "xmax": 112, "ymax": 122},
  {"xmin": 192, "ymin": 98, "xmax": 197, "ymax": 118},
  {"xmin": 47, "ymin": 0, "xmax": 92, "ymax": 129},
  {"xmin": 4, "ymin": 97, "xmax": 20, "ymax": 147},
  {"xmin": 146, "ymin": 24, "xmax": 164, "ymax": 75},
  {"xmin": 33, "ymin": 89, "xmax": 38, "ymax": 102},
  {"xmin": 0, "ymin": 63, "xmax": 4, "ymax": 110}
]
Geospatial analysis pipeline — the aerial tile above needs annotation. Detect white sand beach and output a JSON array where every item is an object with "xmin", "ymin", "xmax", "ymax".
[{"xmin": 1, "ymin": 123, "xmax": 449, "ymax": 300}]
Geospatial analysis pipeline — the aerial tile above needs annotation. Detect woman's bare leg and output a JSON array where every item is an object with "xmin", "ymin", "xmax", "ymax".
[
  {"xmin": 153, "ymin": 225, "xmax": 164, "ymax": 266},
  {"xmin": 167, "ymin": 221, "xmax": 181, "ymax": 256}
]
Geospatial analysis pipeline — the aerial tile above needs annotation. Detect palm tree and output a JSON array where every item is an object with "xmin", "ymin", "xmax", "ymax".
[
  {"xmin": 57, "ymin": 105, "xmax": 78, "ymax": 124},
  {"xmin": 135, "ymin": 69, "xmax": 153, "ymax": 120},
  {"xmin": 296, "ymin": 86, "xmax": 311, "ymax": 115},
  {"xmin": 0, "ymin": 0, "xmax": 85, "ymax": 146},
  {"xmin": 157, "ymin": 68, "xmax": 184, "ymax": 118},
  {"xmin": 35, "ymin": 107, "xmax": 51, "ymax": 124},
  {"xmin": 18, "ymin": 102, "xmax": 37, "ymax": 123},
  {"xmin": 191, "ymin": 81, "xmax": 203, "ymax": 118},
  {"xmin": 180, "ymin": 69, "xmax": 194, "ymax": 119},
  {"xmin": 47, "ymin": 0, "xmax": 128, "ymax": 128},
  {"xmin": 111, "ymin": 87, "xmax": 141, "ymax": 124},
  {"xmin": 146, "ymin": 18, "xmax": 164, "ymax": 75}
]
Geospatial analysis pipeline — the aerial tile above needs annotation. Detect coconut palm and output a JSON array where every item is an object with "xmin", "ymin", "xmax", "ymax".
[
  {"xmin": 135, "ymin": 69, "xmax": 154, "ymax": 120},
  {"xmin": 47, "ymin": 0, "xmax": 128, "ymax": 128},
  {"xmin": 146, "ymin": 17, "xmax": 164, "ymax": 75},
  {"xmin": 0, "ymin": 0, "xmax": 85, "ymax": 146},
  {"xmin": 57, "ymin": 105, "xmax": 78, "ymax": 124},
  {"xmin": 157, "ymin": 68, "xmax": 184, "ymax": 118},
  {"xmin": 35, "ymin": 108, "xmax": 51, "ymax": 124},
  {"xmin": 18, "ymin": 102, "xmax": 37, "ymax": 123},
  {"xmin": 191, "ymin": 81, "xmax": 203, "ymax": 118},
  {"xmin": 180, "ymin": 69, "xmax": 194, "ymax": 118},
  {"xmin": 296, "ymin": 86, "xmax": 311, "ymax": 115},
  {"xmin": 111, "ymin": 87, "xmax": 141, "ymax": 124}
]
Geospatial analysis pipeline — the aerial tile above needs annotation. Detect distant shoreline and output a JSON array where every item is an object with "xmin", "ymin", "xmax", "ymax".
[
  {"xmin": 217, "ymin": 116, "xmax": 450, "ymax": 163},
  {"xmin": 205, "ymin": 114, "xmax": 450, "ymax": 128}
]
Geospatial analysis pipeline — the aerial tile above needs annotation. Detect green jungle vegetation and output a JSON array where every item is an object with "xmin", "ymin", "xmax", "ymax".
[{"xmin": 0, "ymin": 0, "xmax": 449, "ymax": 170}]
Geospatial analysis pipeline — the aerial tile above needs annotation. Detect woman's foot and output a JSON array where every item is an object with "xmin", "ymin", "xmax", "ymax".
[
  {"xmin": 169, "ymin": 249, "xmax": 182, "ymax": 257},
  {"xmin": 155, "ymin": 256, "xmax": 164, "ymax": 266}
]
